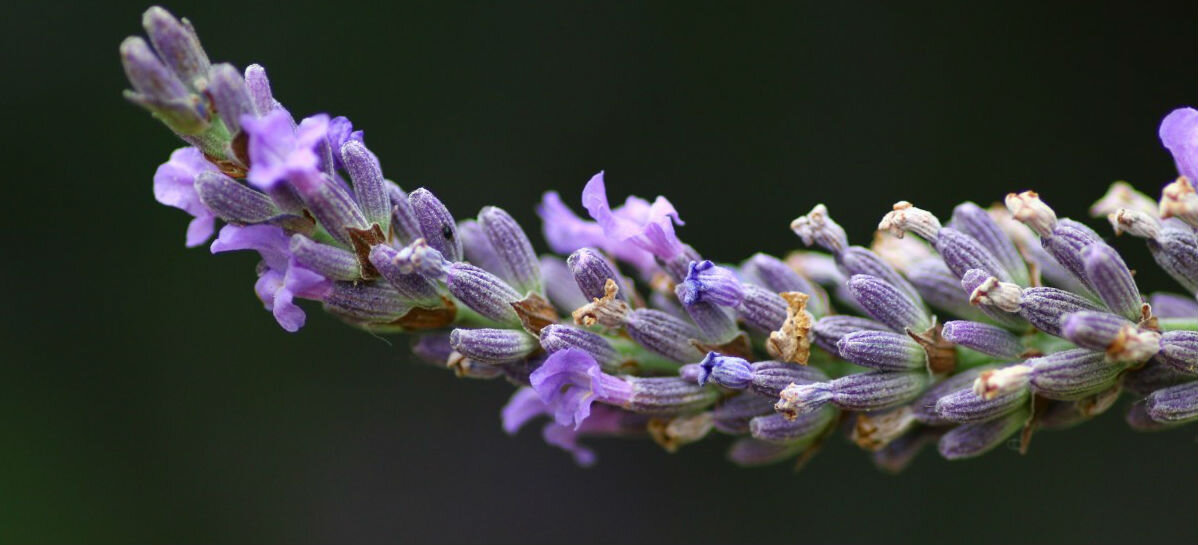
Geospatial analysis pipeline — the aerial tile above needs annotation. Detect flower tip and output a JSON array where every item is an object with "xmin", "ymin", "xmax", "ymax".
[{"xmin": 972, "ymin": 365, "xmax": 1031, "ymax": 400}]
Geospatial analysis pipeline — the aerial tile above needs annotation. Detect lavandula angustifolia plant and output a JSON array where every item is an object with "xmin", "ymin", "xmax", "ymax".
[{"xmin": 124, "ymin": 6, "xmax": 1198, "ymax": 470}]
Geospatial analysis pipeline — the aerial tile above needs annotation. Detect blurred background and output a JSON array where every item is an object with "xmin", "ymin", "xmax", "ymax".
[{"xmin": 3, "ymin": 1, "xmax": 1196, "ymax": 542}]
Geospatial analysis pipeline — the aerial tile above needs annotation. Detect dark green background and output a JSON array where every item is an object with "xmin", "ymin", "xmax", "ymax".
[{"xmin": 4, "ymin": 1, "xmax": 1196, "ymax": 543}]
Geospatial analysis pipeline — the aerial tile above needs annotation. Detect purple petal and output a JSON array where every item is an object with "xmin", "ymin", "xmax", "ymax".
[
  {"xmin": 501, "ymin": 387, "xmax": 548, "ymax": 435},
  {"xmin": 1160, "ymin": 107, "xmax": 1198, "ymax": 181}
]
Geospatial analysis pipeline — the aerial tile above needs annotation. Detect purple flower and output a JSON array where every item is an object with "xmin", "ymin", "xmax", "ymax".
[
  {"xmin": 242, "ymin": 110, "xmax": 329, "ymax": 191},
  {"xmin": 581, "ymin": 171, "xmax": 686, "ymax": 261},
  {"xmin": 537, "ymin": 190, "xmax": 658, "ymax": 275},
  {"xmin": 211, "ymin": 225, "xmax": 332, "ymax": 332},
  {"xmin": 1160, "ymin": 107, "xmax": 1198, "ymax": 180},
  {"xmin": 528, "ymin": 348, "xmax": 634, "ymax": 429},
  {"xmin": 326, "ymin": 115, "xmax": 365, "ymax": 170},
  {"xmin": 153, "ymin": 147, "xmax": 219, "ymax": 247}
]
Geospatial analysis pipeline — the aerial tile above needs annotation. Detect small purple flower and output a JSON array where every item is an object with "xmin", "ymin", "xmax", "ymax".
[
  {"xmin": 326, "ymin": 115, "xmax": 365, "ymax": 170},
  {"xmin": 529, "ymin": 348, "xmax": 634, "ymax": 429},
  {"xmin": 153, "ymin": 147, "xmax": 219, "ymax": 247},
  {"xmin": 210, "ymin": 224, "xmax": 331, "ymax": 332},
  {"xmin": 580, "ymin": 171, "xmax": 686, "ymax": 262},
  {"xmin": 242, "ymin": 110, "xmax": 329, "ymax": 191},
  {"xmin": 1159, "ymin": 107, "xmax": 1198, "ymax": 180}
]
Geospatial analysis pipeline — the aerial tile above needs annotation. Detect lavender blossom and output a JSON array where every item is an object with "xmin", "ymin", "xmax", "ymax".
[{"xmin": 121, "ymin": 7, "xmax": 1198, "ymax": 473}]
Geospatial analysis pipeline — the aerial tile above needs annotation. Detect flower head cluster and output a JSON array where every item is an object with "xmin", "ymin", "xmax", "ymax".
[{"xmin": 122, "ymin": 7, "xmax": 1197, "ymax": 469}]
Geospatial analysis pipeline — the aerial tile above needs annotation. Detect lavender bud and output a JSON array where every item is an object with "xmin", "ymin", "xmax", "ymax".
[
  {"xmin": 727, "ymin": 437, "xmax": 803, "ymax": 467},
  {"xmin": 1149, "ymin": 292, "xmax": 1198, "ymax": 318},
  {"xmin": 791, "ymin": 204, "xmax": 847, "ymax": 254},
  {"xmin": 411, "ymin": 334, "xmax": 453, "ymax": 366},
  {"xmin": 290, "ymin": 171, "xmax": 369, "ymax": 246},
  {"xmin": 479, "ymin": 206, "xmax": 541, "ymax": 295},
  {"xmin": 538, "ymin": 324, "xmax": 621, "ymax": 370},
  {"xmin": 776, "ymin": 371, "xmax": 930, "ymax": 418},
  {"xmin": 906, "ymin": 259, "xmax": 989, "ymax": 322},
  {"xmin": 1126, "ymin": 400, "xmax": 1176, "ymax": 432},
  {"xmin": 390, "ymin": 238, "xmax": 451, "ymax": 280},
  {"xmin": 540, "ymin": 256, "xmax": 589, "ymax": 312},
  {"xmin": 746, "ymin": 361, "xmax": 828, "ymax": 397},
  {"xmin": 951, "ymin": 202, "xmax": 1029, "ymax": 285},
  {"xmin": 449, "ymin": 328, "xmax": 539, "ymax": 364},
  {"xmin": 1122, "ymin": 359, "xmax": 1194, "ymax": 396},
  {"xmin": 678, "ymin": 261, "xmax": 744, "ymax": 307},
  {"xmin": 741, "ymin": 253, "xmax": 823, "ymax": 314},
  {"xmin": 142, "ymin": 7, "xmax": 210, "ymax": 88},
  {"xmin": 383, "ymin": 181, "xmax": 424, "ymax": 245},
  {"xmin": 1042, "ymin": 219, "xmax": 1103, "ymax": 296},
  {"xmin": 811, "ymin": 315, "xmax": 890, "ymax": 354},
  {"xmin": 567, "ymin": 248, "xmax": 630, "ymax": 303},
  {"xmin": 961, "ymin": 269, "xmax": 1029, "ymax": 328},
  {"xmin": 696, "ymin": 353, "xmax": 753, "ymax": 389},
  {"xmin": 937, "ymin": 408, "xmax": 1028, "ymax": 460},
  {"xmin": 935, "ymin": 386, "xmax": 1029, "ymax": 424},
  {"xmin": 446, "ymin": 263, "xmax": 522, "ymax": 326},
  {"xmin": 205, "ymin": 63, "xmax": 255, "ymax": 134},
  {"xmin": 878, "ymin": 201, "xmax": 942, "ymax": 243},
  {"xmin": 1146, "ymin": 219, "xmax": 1198, "ymax": 294},
  {"xmin": 736, "ymin": 284, "xmax": 789, "ymax": 332},
  {"xmin": 368, "ymin": 244, "xmax": 443, "ymax": 307},
  {"xmin": 1156, "ymin": 331, "xmax": 1198, "ymax": 375},
  {"xmin": 847, "ymin": 274, "xmax": 932, "ymax": 333},
  {"xmin": 1060, "ymin": 311, "xmax": 1160, "ymax": 363},
  {"xmin": 409, "ymin": 188, "xmax": 463, "ymax": 262},
  {"xmin": 912, "ymin": 366, "xmax": 994, "ymax": 425},
  {"xmin": 677, "ymin": 294, "xmax": 741, "ymax": 345},
  {"xmin": 1017, "ymin": 287, "xmax": 1105, "ymax": 337},
  {"xmin": 243, "ymin": 64, "xmax": 276, "ymax": 117},
  {"xmin": 340, "ymin": 141, "xmax": 391, "ymax": 233},
  {"xmin": 290, "ymin": 235, "xmax": 362, "ymax": 281},
  {"xmin": 1145, "ymin": 381, "xmax": 1198, "ymax": 424},
  {"xmin": 873, "ymin": 428, "xmax": 937, "ymax": 473},
  {"xmin": 458, "ymin": 219, "xmax": 504, "ymax": 272},
  {"xmin": 678, "ymin": 363, "xmax": 703, "ymax": 382},
  {"xmin": 1082, "ymin": 242, "xmax": 1143, "ymax": 321},
  {"xmin": 836, "ymin": 331, "xmax": 927, "ymax": 371},
  {"xmin": 625, "ymin": 309, "xmax": 705, "ymax": 363},
  {"xmin": 980, "ymin": 349, "xmax": 1128, "ymax": 401},
  {"xmin": 937, "ymin": 227, "xmax": 1013, "ymax": 283},
  {"xmin": 322, "ymin": 280, "xmax": 411, "ymax": 322},
  {"xmin": 941, "ymin": 320, "xmax": 1024, "ymax": 359},
  {"xmin": 119, "ymin": 37, "xmax": 206, "ymax": 134},
  {"xmin": 713, "ymin": 393, "xmax": 777, "ymax": 434},
  {"xmin": 650, "ymin": 291, "xmax": 689, "ymax": 321},
  {"xmin": 837, "ymin": 246, "xmax": 922, "ymax": 307},
  {"xmin": 1005, "ymin": 191, "xmax": 1057, "ymax": 237},
  {"xmin": 194, "ymin": 171, "xmax": 280, "ymax": 224},
  {"xmin": 750, "ymin": 407, "xmax": 836, "ymax": 444},
  {"xmin": 624, "ymin": 377, "xmax": 719, "ymax": 415}
]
